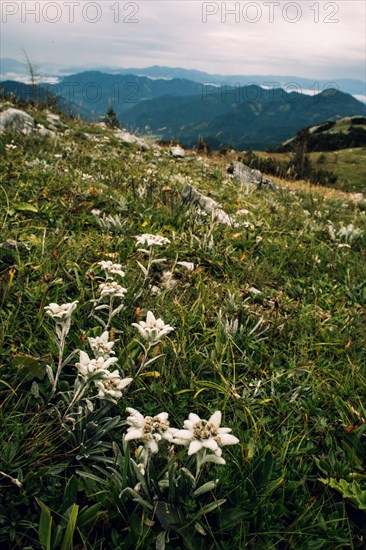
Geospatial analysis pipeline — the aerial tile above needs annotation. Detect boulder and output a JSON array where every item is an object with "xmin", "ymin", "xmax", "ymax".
[
  {"xmin": 182, "ymin": 184, "xmax": 233, "ymax": 226},
  {"xmin": 170, "ymin": 146, "xmax": 185, "ymax": 158},
  {"xmin": 37, "ymin": 124, "xmax": 57, "ymax": 138},
  {"xmin": 228, "ymin": 161, "xmax": 277, "ymax": 191},
  {"xmin": 0, "ymin": 108, "xmax": 35, "ymax": 135},
  {"xmin": 46, "ymin": 113, "xmax": 61, "ymax": 126},
  {"xmin": 114, "ymin": 129, "xmax": 150, "ymax": 150}
]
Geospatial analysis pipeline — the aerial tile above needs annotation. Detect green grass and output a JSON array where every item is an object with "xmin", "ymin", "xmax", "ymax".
[
  {"xmin": 0, "ymin": 101, "xmax": 365, "ymax": 549},
  {"xmin": 257, "ymin": 148, "xmax": 366, "ymax": 194},
  {"xmin": 311, "ymin": 148, "xmax": 366, "ymax": 193}
]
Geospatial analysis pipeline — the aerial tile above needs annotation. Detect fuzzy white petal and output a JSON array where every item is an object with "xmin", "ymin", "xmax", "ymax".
[
  {"xmin": 188, "ymin": 439, "xmax": 203, "ymax": 456},
  {"xmin": 125, "ymin": 429, "xmax": 144, "ymax": 441},
  {"xmin": 209, "ymin": 410, "xmax": 222, "ymax": 427},
  {"xmin": 202, "ymin": 439, "xmax": 219, "ymax": 451},
  {"xmin": 188, "ymin": 413, "xmax": 201, "ymax": 424},
  {"xmin": 173, "ymin": 429, "xmax": 194, "ymax": 441},
  {"xmin": 219, "ymin": 434, "xmax": 240, "ymax": 446}
]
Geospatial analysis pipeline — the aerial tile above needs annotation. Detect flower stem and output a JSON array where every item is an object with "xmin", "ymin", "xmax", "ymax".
[
  {"xmin": 50, "ymin": 324, "xmax": 67, "ymax": 396},
  {"xmin": 134, "ymin": 343, "xmax": 153, "ymax": 378}
]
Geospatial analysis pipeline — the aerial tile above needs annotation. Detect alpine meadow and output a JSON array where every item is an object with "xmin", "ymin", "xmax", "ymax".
[{"xmin": 0, "ymin": 89, "xmax": 365, "ymax": 549}]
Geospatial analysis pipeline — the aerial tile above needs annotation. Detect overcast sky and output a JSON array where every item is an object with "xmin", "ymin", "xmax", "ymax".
[{"xmin": 1, "ymin": 0, "xmax": 365, "ymax": 80}]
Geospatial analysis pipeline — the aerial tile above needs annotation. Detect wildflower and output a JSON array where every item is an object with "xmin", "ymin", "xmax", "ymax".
[
  {"xmin": 135, "ymin": 234, "xmax": 170, "ymax": 248},
  {"xmin": 98, "ymin": 281, "xmax": 127, "ymax": 299},
  {"xmin": 125, "ymin": 408, "xmax": 175, "ymax": 454},
  {"xmin": 94, "ymin": 371, "xmax": 132, "ymax": 401},
  {"xmin": 44, "ymin": 301, "xmax": 78, "ymax": 324},
  {"xmin": 132, "ymin": 311, "xmax": 174, "ymax": 343},
  {"xmin": 98, "ymin": 260, "xmax": 125, "ymax": 278},
  {"xmin": 173, "ymin": 411, "xmax": 239, "ymax": 460},
  {"xmin": 91, "ymin": 208, "xmax": 101, "ymax": 216},
  {"xmin": 88, "ymin": 331, "xmax": 115, "ymax": 359},
  {"xmin": 76, "ymin": 350, "xmax": 118, "ymax": 379}
]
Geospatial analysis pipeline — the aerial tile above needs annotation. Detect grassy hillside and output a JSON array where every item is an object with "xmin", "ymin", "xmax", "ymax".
[
  {"xmin": 1, "ymin": 102, "xmax": 366, "ymax": 549},
  {"xmin": 255, "ymin": 148, "xmax": 366, "ymax": 193}
]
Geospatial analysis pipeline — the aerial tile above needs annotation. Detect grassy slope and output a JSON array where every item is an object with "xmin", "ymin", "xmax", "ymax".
[
  {"xmin": 0, "ymin": 103, "xmax": 366, "ymax": 549},
  {"xmin": 257, "ymin": 149, "xmax": 366, "ymax": 194}
]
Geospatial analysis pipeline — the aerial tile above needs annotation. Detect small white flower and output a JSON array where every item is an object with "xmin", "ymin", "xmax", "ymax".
[
  {"xmin": 98, "ymin": 281, "xmax": 127, "ymax": 299},
  {"xmin": 177, "ymin": 261, "xmax": 195, "ymax": 271},
  {"xmin": 94, "ymin": 371, "xmax": 132, "ymax": 401},
  {"xmin": 135, "ymin": 234, "xmax": 170, "ymax": 247},
  {"xmin": 173, "ymin": 411, "xmax": 239, "ymax": 459},
  {"xmin": 125, "ymin": 407, "xmax": 175, "ymax": 454},
  {"xmin": 76, "ymin": 350, "xmax": 118, "ymax": 378},
  {"xmin": 98, "ymin": 260, "xmax": 125, "ymax": 278},
  {"xmin": 91, "ymin": 208, "xmax": 101, "ymax": 216},
  {"xmin": 44, "ymin": 301, "xmax": 78, "ymax": 324},
  {"xmin": 5, "ymin": 143, "xmax": 17, "ymax": 151},
  {"xmin": 88, "ymin": 331, "xmax": 115, "ymax": 359},
  {"xmin": 131, "ymin": 311, "xmax": 174, "ymax": 343}
]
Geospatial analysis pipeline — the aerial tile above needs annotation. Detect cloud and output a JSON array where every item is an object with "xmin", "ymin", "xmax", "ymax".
[{"xmin": 1, "ymin": 0, "xmax": 365, "ymax": 80}]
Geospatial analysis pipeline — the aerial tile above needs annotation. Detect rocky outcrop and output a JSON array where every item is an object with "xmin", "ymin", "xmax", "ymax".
[
  {"xmin": 170, "ymin": 146, "xmax": 185, "ymax": 158},
  {"xmin": 0, "ymin": 108, "xmax": 35, "ymax": 135},
  {"xmin": 114, "ymin": 129, "xmax": 150, "ymax": 150},
  {"xmin": 182, "ymin": 184, "xmax": 232, "ymax": 225},
  {"xmin": 228, "ymin": 162, "xmax": 277, "ymax": 191}
]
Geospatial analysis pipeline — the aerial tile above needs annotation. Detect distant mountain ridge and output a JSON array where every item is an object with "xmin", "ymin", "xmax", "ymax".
[
  {"xmin": 122, "ymin": 85, "xmax": 366, "ymax": 150},
  {"xmin": 1, "ymin": 58, "xmax": 365, "ymax": 97},
  {"xmin": 1, "ymin": 68, "xmax": 366, "ymax": 150}
]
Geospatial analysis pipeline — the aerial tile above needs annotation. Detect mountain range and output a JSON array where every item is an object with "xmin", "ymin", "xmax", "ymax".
[
  {"xmin": 1, "ymin": 58, "xmax": 365, "ymax": 97},
  {"xmin": 1, "ymin": 60, "xmax": 366, "ymax": 150}
]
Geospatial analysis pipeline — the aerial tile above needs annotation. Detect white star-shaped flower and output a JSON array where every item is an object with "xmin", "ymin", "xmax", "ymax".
[
  {"xmin": 173, "ymin": 411, "xmax": 239, "ymax": 460},
  {"xmin": 135, "ymin": 234, "xmax": 170, "ymax": 248},
  {"xmin": 131, "ymin": 311, "xmax": 174, "ymax": 343},
  {"xmin": 94, "ymin": 371, "xmax": 132, "ymax": 402},
  {"xmin": 76, "ymin": 350, "xmax": 118, "ymax": 379},
  {"xmin": 125, "ymin": 407, "xmax": 175, "ymax": 454},
  {"xmin": 44, "ymin": 301, "xmax": 78, "ymax": 324},
  {"xmin": 98, "ymin": 260, "xmax": 125, "ymax": 278},
  {"xmin": 98, "ymin": 281, "xmax": 127, "ymax": 299},
  {"xmin": 88, "ymin": 331, "xmax": 115, "ymax": 359}
]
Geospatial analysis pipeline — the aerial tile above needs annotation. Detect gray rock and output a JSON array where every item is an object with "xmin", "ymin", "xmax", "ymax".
[
  {"xmin": 228, "ymin": 161, "xmax": 277, "ymax": 191},
  {"xmin": 0, "ymin": 108, "xmax": 35, "ymax": 135},
  {"xmin": 37, "ymin": 124, "xmax": 57, "ymax": 138},
  {"xmin": 182, "ymin": 184, "xmax": 233, "ymax": 225},
  {"xmin": 46, "ymin": 113, "xmax": 61, "ymax": 126},
  {"xmin": 170, "ymin": 146, "xmax": 185, "ymax": 158},
  {"xmin": 114, "ymin": 129, "xmax": 150, "ymax": 150}
]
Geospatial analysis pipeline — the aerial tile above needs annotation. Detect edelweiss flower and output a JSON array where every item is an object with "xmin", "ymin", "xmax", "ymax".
[
  {"xmin": 173, "ymin": 411, "xmax": 239, "ymax": 460},
  {"xmin": 94, "ymin": 371, "xmax": 132, "ymax": 401},
  {"xmin": 98, "ymin": 281, "xmax": 127, "ymax": 299},
  {"xmin": 98, "ymin": 260, "xmax": 125, "ymax": 278},
  {"xmin": 125, "ymin": 407, "xmax": 175, "ymax": 454},
  {"xmin": 135, "ymin": 234, "xmax": 170, "ymax": 247},
  {"xmin": 76, "ymin": 350, "xmax": 118, "ymax": 379},
  {"xmin": 44, "ymin": 301, "xmax": 78, "ymax": 324},
  {"xmin": 131, "ymin": 311, "xmax": 174, "ymax": 343},
  {"xmin": 88, "ymin": 331, "xmax": 115, "ymax": 359}
]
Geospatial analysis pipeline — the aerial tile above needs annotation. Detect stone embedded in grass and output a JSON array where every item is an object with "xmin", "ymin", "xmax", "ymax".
[{"xmin": 0, "ymin": 108, "xmax": 35, "ymax": 136}]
